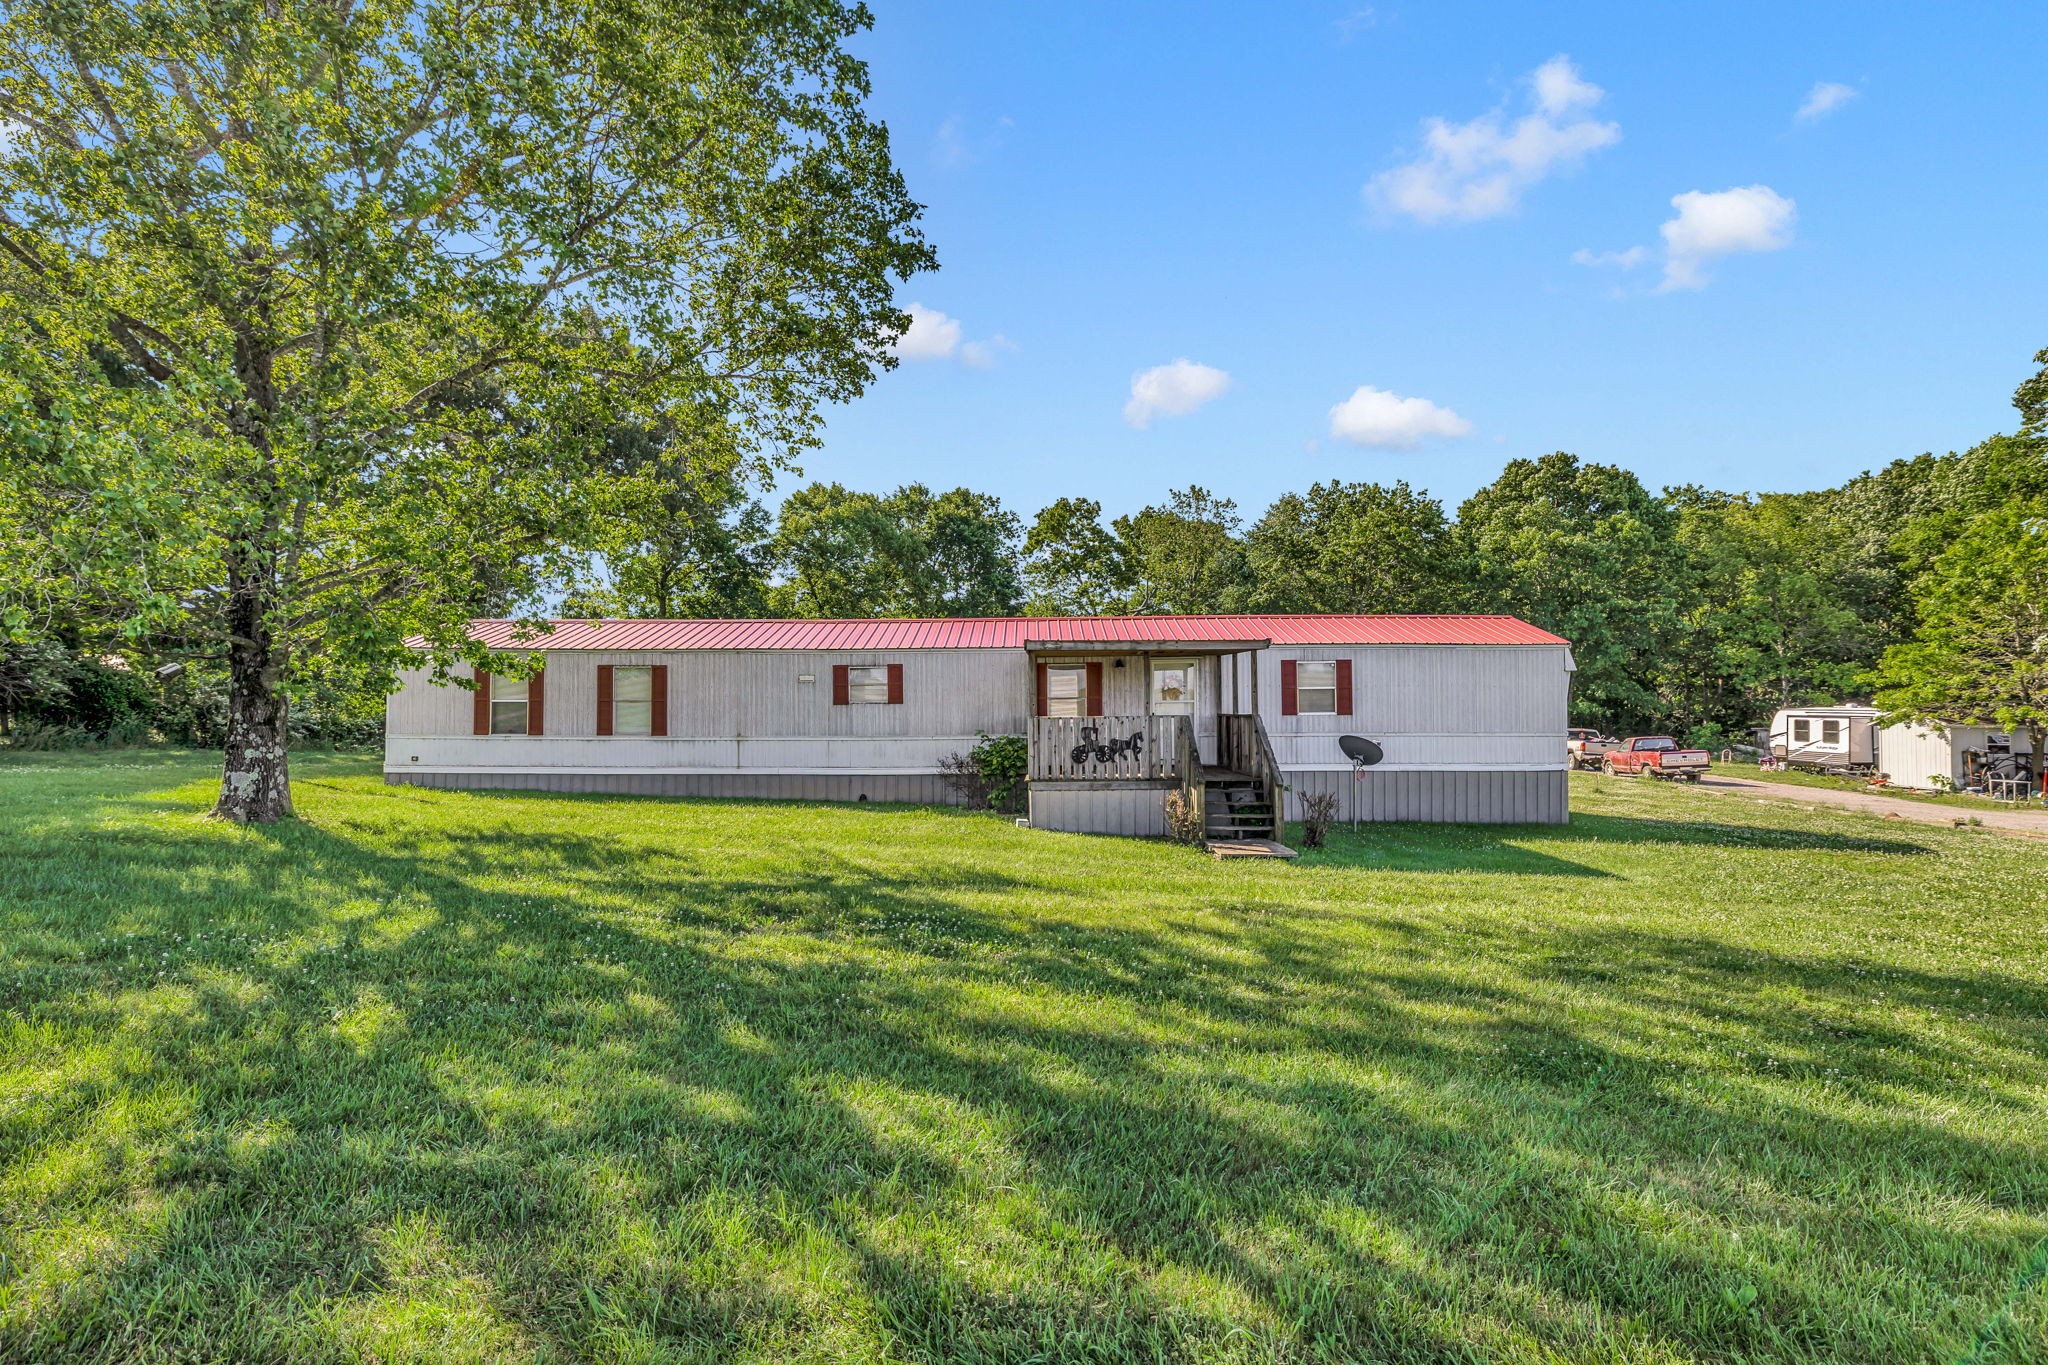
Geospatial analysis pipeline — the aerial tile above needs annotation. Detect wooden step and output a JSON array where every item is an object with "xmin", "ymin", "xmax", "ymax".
[{"xmin": 1203, "ymin": 838, "xmax": 1299, "ymax": 859}]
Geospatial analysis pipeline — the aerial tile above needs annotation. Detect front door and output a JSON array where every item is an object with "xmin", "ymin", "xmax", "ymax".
[{"xmin": 1148, "ymin": 657, "xmax": 1198, "ymax": 717}]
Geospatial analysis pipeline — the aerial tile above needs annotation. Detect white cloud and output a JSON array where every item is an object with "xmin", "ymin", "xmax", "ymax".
[
  {"xmin": 1366, "ymin": 55, "xmax": 1620, "ymax": 224},
  {"xmin": 958, "ymin": 335, "xmax": 1016, "ymax": 370},
  {"xmin": 1123, "ymin": 359, "xmax": 1231, "ymax": 429},
  {"xmin": 1327, "ymin": 386, "xmax": 1473, "ymax": 449},
  {"xmin": 1572, "ymin": 245, "xmax": 1648, "ymax": 269},
  {"xmin": 890, "ymin": 303, "xmax": 962, "ymax": 361},
  {"xmin": 1334, "ymin": 7, "xmax": 1377, "ymax": 42},
  {"xmin": 1658, "ymin": 185, "xmax": 1796, "ymax": 290},
  {"xmin": 1796, "ymin": 81, "xmax": 1857, "ymax": 121},
  {"xmin": 934, "ymin": 113, "xmax": 1014, "ymax": 169}
]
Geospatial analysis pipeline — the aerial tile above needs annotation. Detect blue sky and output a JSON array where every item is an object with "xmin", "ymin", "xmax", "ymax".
[{"xmin": 800, "ymin": 1, "xmax": 2048, "ymax": 523}]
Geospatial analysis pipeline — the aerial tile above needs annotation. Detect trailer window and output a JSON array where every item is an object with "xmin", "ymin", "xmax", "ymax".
[
  {"xmin": 1821, "ymin": 719, "xmax": 1842, "ymax": 746},
  {"xmin": 1791, "ymin": 718, "xmax": 1811, "ymax": 743},
  {"xmin": 612, "ymin": 665, "xmax": 653, "ymax": 736},
  {"xmin": 1044, "ymin": 665, "xmax": 1086, "ymax": 717},
  {"xmin": 1295, "ymin": 660, "xmax": 1338, "ymax": 714},
  {"xmin": 489, "ymin": 676, "xmax": 529, "ymax": 735},
  {"xmin": 846, "ymin": 665, "xmax": 890, "ymax": 705}
]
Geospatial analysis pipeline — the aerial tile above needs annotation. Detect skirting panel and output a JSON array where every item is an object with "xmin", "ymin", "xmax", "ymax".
[
  {"xmin": 1028, "ymin": 784, "xmax": 1169, "ymax": 837},
  {"xmin": 388, "ymin": 770, "xmax": 962, "ymax": 805},
  {"xmin": 1282, "ymin": 768, "xmax": 1568, "ymax": 825}
]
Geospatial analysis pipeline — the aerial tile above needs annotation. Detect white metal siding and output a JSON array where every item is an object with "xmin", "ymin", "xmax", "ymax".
[
  {"xmin": 1260, "ymin": 644, "xmax": 1569, "ymax": 771},
  {"xmin": 1028, "ymin": 785, "xmax": 1170, "ymax": 837}
]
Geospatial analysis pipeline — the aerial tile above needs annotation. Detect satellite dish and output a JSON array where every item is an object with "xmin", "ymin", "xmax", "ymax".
[{"xmin": 1339, "ymin": 735, "xmax": 1383, "ymax": 767}]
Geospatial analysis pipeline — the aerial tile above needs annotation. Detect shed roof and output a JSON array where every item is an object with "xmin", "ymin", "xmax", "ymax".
[{"xmin": 457, "ymin": 614, "xmax": 1569, "ymax": 651}]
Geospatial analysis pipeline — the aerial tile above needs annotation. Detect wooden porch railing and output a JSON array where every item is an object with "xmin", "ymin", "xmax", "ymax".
[
  {"xmin": 1216, "ymin": 712, "xmax": 1286, "ymax": 838},
  {"xmin": 1030, "ymin": 715, "xmax": 1180, "ymax": 781}
]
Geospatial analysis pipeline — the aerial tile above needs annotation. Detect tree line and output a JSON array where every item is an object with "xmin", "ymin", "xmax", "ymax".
[{"xmin": 558, "ymin": 366, "xmax": 2047, "ymax": 753}]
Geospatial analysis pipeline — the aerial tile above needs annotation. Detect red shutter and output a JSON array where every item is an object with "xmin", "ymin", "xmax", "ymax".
[
  {"xmin": 473, "ymin": 670, "xmax": 491, "ymax": 735},
  {"xmin": 886, "ymin": 663, "xmax": 904, "ymax": 705},
  {"xmin": 1085, "ymin": 661, "xmax": 1103, "ymax": 717},
  {"xmin": 832, "ymin": 664, "xmax": 849, "ymax": 705},
  {"xmin": 651, "ymin": 665, "xmax": 669, "ymax": 736},
  {"xmin": 1335, "ymin": 659, "xmax": 1353, "ymax": 716},
  {"xmin": 596, "ymin": 665, "xmax": 614, "ymax": 736},
  {"xmin": 527, "ymin": 667, "xmax": 545, "ymax": 735},
  {"xmin": 1280, "ymin": 659, "xmax": 1298, "ymax": 717},
  {"xmin": 1035, "ymin": 661, "xmax": 1048, "ymax": 717}
]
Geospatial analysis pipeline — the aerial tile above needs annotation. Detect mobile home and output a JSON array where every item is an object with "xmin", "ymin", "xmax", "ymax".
[
  {"xmin": 385, "ymin": 614, "xmax": 1575, "ymax": 837},
  {"xmin": 1767, "ymin": 704, "xmax": 1880, "ymax": 771}
]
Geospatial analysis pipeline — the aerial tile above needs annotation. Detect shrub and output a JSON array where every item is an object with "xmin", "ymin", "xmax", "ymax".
[
  {"xmin": 937, "ymin": 733, "xmax": 1030, "ymax": 812},
  {"xmin": 1299, "ymin": 791, "xmax": 1339, "ymax": 849},
  {"xmin": 936, "ymin": 751, "xmax": 994, "ymax": 809},
  {"xmin": 970, "ymin": 733, "xmax": 1029, "ymax": 812},
  {"xmin": 1163, "ymin": 789, "xmax": 1203, "ymax": 844}
]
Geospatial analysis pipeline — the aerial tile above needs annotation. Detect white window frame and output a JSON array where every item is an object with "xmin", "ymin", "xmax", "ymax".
[
  {"xmin": 1790, "ymin": 718, "xmax": 1811, "ymax": 744},
  {"xmin": 1150, "ymin": 657, "xmax": 1197, "ymax": 716},
  {"xmin": 847, "ymin": 664, "xmax": 890, "ymax": 705},
  {"xmin": 1044, "ymin": 664, "xmax": 1087, "ymax": 718},
  {"xmin": 1820, "ymin": 718, "xmax": 1843, "ymax": 748},
  {"xmin": 612, "ymin": 665, "xmax": 653, "ymax": 736},
  {"xmin": 489, "ymin": 675, "xmax": 529, "ymax": 735},
  {"xmin": 1295, "ymin": 659, "xmax": 1339, "ymax": 715}
]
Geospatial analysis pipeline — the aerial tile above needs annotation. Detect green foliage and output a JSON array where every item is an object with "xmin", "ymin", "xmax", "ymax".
[
  {"xmin": 1113, "ymin": 486, "xmax": 1252, "ymax": 614},
  {"xmin": 968, "ymin": 732, "xmax": 1029, "ymax": 812},
  {"xmin": 567, "ymin": 421, "xmax": 773, "ymax": 620},
  {"xmin": 1875, "ymin": 500, "xmax": 2048, "ymax": 759},
  {"xmin": 1457, "ymin": 453, "xmax": 1682, "ymax": 730},
  {"xmin": 771, "ymin": 483, "xmax": 1021, "ymax": 618},
  {"xmin": 0, "ymin": 0, "xmax": 932, "ymax": 817},
  {"xmin": 1245, "ymin": 479, "xmax": 1465, "ymax": 614},
  {"xmin": 1022, "ymin": 497, "xmax": 1134, "ymax": 615}
]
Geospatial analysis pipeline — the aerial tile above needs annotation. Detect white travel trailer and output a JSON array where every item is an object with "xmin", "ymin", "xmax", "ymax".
[
  {"xmin": 1876, "ymin": 721, "xmax": 2039, "ymax": 792},
  {"xmin": 1767, "ymin": 704, "xmax": 1880, "ymax": 772},
  {"xmin": 385, "ymin": 613, "xmax": 1576, "ymax": 839}
]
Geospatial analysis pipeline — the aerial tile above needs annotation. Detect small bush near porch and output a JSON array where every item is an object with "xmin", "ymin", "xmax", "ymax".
[{"xmin": 1, "ymin": 752, "xmax": 2044, "ymax": 1363}]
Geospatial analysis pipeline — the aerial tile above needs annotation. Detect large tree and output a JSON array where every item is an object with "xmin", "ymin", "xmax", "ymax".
[
  {"xmin": 1875, "ymin": 501, "xmax": 2048, "ymax": 767},
  {"xmin": 770, "ymin": 482, "xmax": 1021, "ymax": 618},
  {"xmin": 1113, "ymin": 486, "xmax": 1250, "ymax": 615},
  {"xmin": 1245, "ymin": 479, "xmax": 1465, "ymax": 614},
  {"xmin": 0, "ymin": 0, "xmax": 931, "ymax": 820},
  {"xmin": 1020, "ymin": 497, "xmax": 1133, "ymax": 615},
  {"xmin": 568, "ymin": 418, "xmax": 773, "ymax": 620},
  {"xmin": 1457, "ymin": 453, "xmax": 1682, "ymax": 731}
]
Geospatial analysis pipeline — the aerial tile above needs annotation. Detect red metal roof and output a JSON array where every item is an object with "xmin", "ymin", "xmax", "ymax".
[{"xmin": 459, "ymin": 614, "xmax": 1569, "ymax": 651}]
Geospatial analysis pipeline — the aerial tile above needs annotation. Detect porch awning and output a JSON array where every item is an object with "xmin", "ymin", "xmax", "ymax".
[{"xmin": 1022, "ymin": 638, "xmax": 1270, "ymax": 654}]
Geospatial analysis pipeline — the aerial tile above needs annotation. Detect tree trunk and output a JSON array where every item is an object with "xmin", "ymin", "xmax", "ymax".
[{"xmin": 214, "ymin": 565, "xmax": 293, "ymax": 823}]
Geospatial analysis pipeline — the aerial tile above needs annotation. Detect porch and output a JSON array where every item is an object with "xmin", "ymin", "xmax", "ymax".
[{"xmin": 1025, "ymin": 711, "xmax": 1286, "ymax": 846}]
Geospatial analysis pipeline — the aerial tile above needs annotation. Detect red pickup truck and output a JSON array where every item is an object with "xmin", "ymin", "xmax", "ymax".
[{"xmin": 1602, "ymin": 736, "xmax": 1710, "ymax": 782}]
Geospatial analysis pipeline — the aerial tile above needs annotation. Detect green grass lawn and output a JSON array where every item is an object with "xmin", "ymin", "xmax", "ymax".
[{"xmin": 2, "ymin": 753, "xmax": 2044, "ymax": 1364}]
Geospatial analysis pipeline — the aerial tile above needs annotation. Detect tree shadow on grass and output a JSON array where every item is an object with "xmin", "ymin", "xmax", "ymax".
[
  {"xmin": 1296, "ymin": 810, "xmax": 1936, "ymax": 877},
  {"xmin": 0, "ymin": 784, "xmax": 2042, "ymax": 1362}
]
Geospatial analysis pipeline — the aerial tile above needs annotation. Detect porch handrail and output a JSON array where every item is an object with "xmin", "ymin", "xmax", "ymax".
[
  {"xmin": 1029, "ymin": 715, "xmax": 1178, "ymax": 781},
  {"xmin": 1173, "ymin": 715, "xmax": 1204, "ymax": 838},
  {"xmin": 1217, "ymin": 712, "xmax": 1285, "ymax": 840}
]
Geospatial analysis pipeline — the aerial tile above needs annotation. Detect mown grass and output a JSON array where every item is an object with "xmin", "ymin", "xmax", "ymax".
[{"xmin": 1, "ymin": 753, "xmax": 2044, "ymax": 1364}]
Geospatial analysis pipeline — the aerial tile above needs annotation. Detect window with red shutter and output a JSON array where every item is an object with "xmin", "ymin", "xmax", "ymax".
[
  {"xmin": 650, "ymin": 665, "xmax": 669, "ymax": 736},
  {"xmin": 596, "ymin": 665, "xmax": 614, "ymax": 736},
  {"xmin": 1280, "ymin": 659, "xmax": 1298, "ymax": 717},
  {"xmin": 886, "ymin": 663, "xmax": 904, "ymax": 704},
  {"xmin": 1335, "ymin": 659, "xmax": 1353, "ymax": 716},
  {"xmin": 473, "ymin": 670, "xmax": 491, "ymax": 735}
]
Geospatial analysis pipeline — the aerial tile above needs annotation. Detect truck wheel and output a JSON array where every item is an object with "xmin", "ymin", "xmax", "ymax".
[{"xmin": 1600, "ymin": 758, "xmax": 1617, "ymax": 777}]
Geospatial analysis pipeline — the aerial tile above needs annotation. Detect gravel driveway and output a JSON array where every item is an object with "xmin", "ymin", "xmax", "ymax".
[{"xmin": 1690, "ymin": 773, "xmax": 2048, "ymax": 837}]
